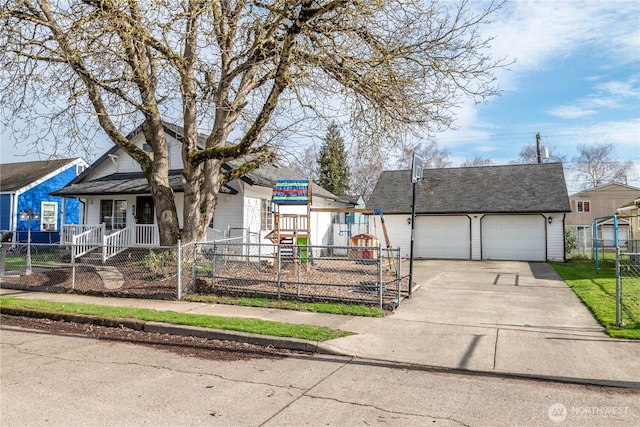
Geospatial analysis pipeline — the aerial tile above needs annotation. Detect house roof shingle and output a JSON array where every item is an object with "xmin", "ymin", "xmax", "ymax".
[
  {"xmin": 0, "ymin": 158, "xmax": 80, "ymax": 192},
  {"xmin": 51, "ymin": 170, "xmax": 196, "ymax": 196},
  {"xmin": 367, "ymin": 162, "xmax": 571, "ymax": 215}
]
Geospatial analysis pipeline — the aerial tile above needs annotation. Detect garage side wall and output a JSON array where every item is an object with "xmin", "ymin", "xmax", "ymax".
[{"xmin": 546, "ymin": 213, "xmax": 565, "ymax": 261}]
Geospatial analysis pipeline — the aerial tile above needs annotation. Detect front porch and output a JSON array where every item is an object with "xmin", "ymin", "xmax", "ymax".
[
  {"xmin": 61, "ymin": 224, "xmax": 229, "ymax": 263},
  {"xmin": 61, "ymin": 224, "xmax": 160, "ymax": 263}
]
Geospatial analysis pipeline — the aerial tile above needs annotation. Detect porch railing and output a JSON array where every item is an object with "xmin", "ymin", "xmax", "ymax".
[
  {"xmin": 103, "ymin": 226, "xmax": 134, "ymax": 261},
  {"xmin": 135, "ymin": 224, "xmax": 159, "ymax": 247},
  {"xmin": 62, "ymin": 224, "xmax": 102, "ymax": 245},
  {"xmin": 71, "ymin": 224, "xmax": 104, "ymax": 258}
]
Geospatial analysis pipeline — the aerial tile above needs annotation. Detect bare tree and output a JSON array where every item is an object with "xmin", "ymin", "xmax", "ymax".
[
  {"xmin": 571, "ymin": 143, "xmax": 633, "ymax": 190},
  {"xmin": 461, "ymin": 156, "xmax": 492, "ymax": 167},
  {"xmin": 514, "ymin": 144, "xmax": 565, "ymax": 164},
  {"xmin": 1, "ymin": 0, "xmax": 506, "ymax": 245},
  {"xmin": 286, "ymin": 144, "xmax": 319, "ymax": 182},
  {"xmin": 349, "ymin": 151, "xmax": 385, "ymax": 202},
  {"xmin": 396, "ymin": 141, "xmax": 452, "ymax": 169}
]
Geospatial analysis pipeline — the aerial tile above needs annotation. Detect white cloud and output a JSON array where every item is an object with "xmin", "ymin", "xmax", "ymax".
[
  {"xmin": 547, "ymin": 105, "xmax": 597, "ymax": 119},
  {"xmin": 542, "ymin": 119, "xmax": 640, "ymax": 161},
  {"xmin": 485, "ymin": 0, "xmax": 640, "ymax": 89},
  {"xmin": 595, "ymin": 79, "xmax": 640, "ymax": 98},
  {"xmin": 431, "ymin": 1, "xmax": 639, "ymax": 163},
  {"xmin": 547, "ymin": 76, "xmax": 639, "ymax": 119}
]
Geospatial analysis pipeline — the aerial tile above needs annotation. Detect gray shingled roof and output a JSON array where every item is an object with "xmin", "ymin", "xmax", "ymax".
[
  {"xmin": 0, "ymin": 158, "xmax": 79, "ymax": 192},
  {"xmin": 54, "ymin": 154, "xmax": 338, "ymax": 201},
  {"xmin": 54, "ymin": 163, "xmax": 337, "ymax": 200},
  {"xmin": 51, "ymin": 171, "xmax": 194, "ymax": 196},
  {"xmin": 367, "ymin": 163, "xmax": 570, "ymax": 214}
]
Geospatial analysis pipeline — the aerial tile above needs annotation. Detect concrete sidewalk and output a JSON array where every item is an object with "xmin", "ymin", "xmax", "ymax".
[{"xmin": 2, "ymin": 260, "xmax": 639, "ymax": 388}]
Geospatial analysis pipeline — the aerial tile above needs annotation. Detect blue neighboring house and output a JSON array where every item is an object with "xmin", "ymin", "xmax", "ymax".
[{"xmin": 0, "ymin": 158, "xmax": 88, "ymax": 243}]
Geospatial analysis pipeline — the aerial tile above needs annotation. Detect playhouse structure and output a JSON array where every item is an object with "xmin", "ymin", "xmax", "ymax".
[{"xmin": 264, "ymin": 180, "xmax": 313, "ymax": 264}]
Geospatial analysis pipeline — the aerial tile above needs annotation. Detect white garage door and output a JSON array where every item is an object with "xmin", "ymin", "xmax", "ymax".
[
  {"xmin": 415, "ymin": 216, "xmax": 470, "ymax": 259},
  {"xmin": 482, "ymin": 215, "xmax": 545, "ymax": 261}
]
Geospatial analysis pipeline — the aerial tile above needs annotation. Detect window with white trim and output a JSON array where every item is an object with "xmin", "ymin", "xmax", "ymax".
[
  {"xmin": 260, "ymin": 199, "xmax": 273, "ymax": 231},
  {"xmin": 576, "ymin": 200, "xmax": 590, "ymax": 213},
  {"xmin": 100, "ymin": 200, "xmax": 127, "ymax": 230},
  {"xmin": 40, "ymin": 201, "xmax": 58, "ymax": 231}
]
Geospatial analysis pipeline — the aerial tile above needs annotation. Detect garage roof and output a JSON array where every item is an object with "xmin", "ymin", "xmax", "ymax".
[{"xmin": 368, "ymin": 162, "xmax": 570, "ymax": 214}]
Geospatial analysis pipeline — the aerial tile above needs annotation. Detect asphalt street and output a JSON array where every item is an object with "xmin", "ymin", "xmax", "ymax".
[{"xmin": 2, "ymin": 325, "xmax": 639, "ymax": 426}]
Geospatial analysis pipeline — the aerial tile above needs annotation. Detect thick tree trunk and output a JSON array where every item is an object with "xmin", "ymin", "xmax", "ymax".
[
  {"xmin": 181, "ymin": 158, "xmax": 221, "ymax": 244},
  {"xmin": 152, "ymin": 183, "xmax": 181, "ymax": 246},
  {"xmin": 145, "ymin": 120, "xmax": 181, "ymax": 246}
]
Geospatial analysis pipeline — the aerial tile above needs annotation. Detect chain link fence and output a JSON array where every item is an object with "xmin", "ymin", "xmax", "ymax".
[
  {"xmin": 190, "ymin": 242, "xmax": 405, "ymax": 309},
  {"xmin": 0, "ymin": 242, "xmax": 186, "ymax": 299},
  {"xmin": 616, "ymin": 244, "xmax": 640, "ymax": 327},
  {"xmin": 1, "ymin": 240, "xmax": 406, "ymax": 309}
]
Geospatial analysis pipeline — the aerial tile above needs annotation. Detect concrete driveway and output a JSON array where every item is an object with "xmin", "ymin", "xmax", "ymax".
[
  {"xmin": 402, "ymin": 260, "xmax": 602, "ymax": 335},
  {"xmin": 324, "ymin": 260, "xmax": 640, "ymax": 387}
]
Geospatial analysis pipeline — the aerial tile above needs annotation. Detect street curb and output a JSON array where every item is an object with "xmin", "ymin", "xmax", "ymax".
[
  {"xmin": 1, "ymin": 306, "xmax": 147, "ymax": 331},
  {"xmin": 3, "ymin": 307, "xmax": 639, "ymax": 389},
  {"xmin": 0, "ymin": 307, "xmax": 352, "ymax": 356}
]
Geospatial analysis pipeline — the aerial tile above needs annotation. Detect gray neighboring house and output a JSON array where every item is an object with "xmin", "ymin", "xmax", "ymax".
[{"xmin": 367, "ymin": 162, "xmax": 571, "ymax": 261}]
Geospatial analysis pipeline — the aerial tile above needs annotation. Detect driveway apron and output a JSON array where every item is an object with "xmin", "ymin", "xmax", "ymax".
[{"xmin": 324, "ymin": 260, "xmax": 640, "ymax": 387}]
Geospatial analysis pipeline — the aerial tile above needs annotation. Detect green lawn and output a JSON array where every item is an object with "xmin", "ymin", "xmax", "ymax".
[
  {"xmin": 184, "ymin": 294, "xmax": 385, "ymax": 317},
  {"xmin": 0, "ymin": 296, "xmax": 352, "ymax": 342},
  {"xmin": 552, "ymin": 259, "xmax": 640, "ymax": 339},
  {"xmin": 2, "ymin": 254, "xmax": 61, "ymax": 270}
]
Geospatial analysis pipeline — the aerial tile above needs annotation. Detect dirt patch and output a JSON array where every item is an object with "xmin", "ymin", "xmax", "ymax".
[
  {"xmin": 1, "ymin": 314, "xmax": 303, "ymax": 361},
  {"xmin": 1, "ymin": 253, "xmax": 409, "ymax": 308}
]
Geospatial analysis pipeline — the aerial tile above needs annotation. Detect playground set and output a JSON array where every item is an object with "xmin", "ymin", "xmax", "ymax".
[{"xmin": 263, "ymin": 180, "xmax": 393, "ymax": 268}]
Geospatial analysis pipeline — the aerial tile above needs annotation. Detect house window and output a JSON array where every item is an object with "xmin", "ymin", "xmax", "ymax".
[
  {"xmin": 260, "ymin": 199, "xmax": 273, "ymax": 231},
  {"xmin": 143, "ymin": 143, "xmax": 152, "ymax": 152},
  {"xmin": 100, "ymin": 200, "xmax": 127, "ymax": 230},
  {"xmin": 76, "ymin": 165, "xmax": 85, "ymax": 175},
  {"xmin": 576, "ymin": 200, "xmax": 590, "ymax": 213},
  {"xmin": 40, "ymin": 201, "xmax": 58, "ymax": 231}
]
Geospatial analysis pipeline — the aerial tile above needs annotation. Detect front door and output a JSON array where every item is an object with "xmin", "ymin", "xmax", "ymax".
[
  {"xmin": 136, "ymin": 197, "xmax": 154, "ymax": 224},
  {"xmin": 135, "ymin": 196, "xmax": 155, "ymax": 245}
]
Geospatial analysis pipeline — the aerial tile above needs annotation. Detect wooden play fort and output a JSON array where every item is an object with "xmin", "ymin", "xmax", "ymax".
[{"xmin": 264, "ymin": 180, "xmax": 312, "ymax": 264}]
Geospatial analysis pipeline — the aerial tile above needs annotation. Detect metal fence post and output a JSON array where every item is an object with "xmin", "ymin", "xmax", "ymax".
[
  {"xmin": 396, "ymin": 247, "xmax": 401, "ymax": 307},
  {"xmin": 71, "ymin": 244, "xmax": 76, "ymax": 291},
  {"xmin": 296, "ymin": 246, "xmax": 301, "ymax": 297},
  {"xmin": 378, "ymin": 244, "xmax": 383, "ymax": 310},
  {"xmin": 177, "ymin": 240, "xmax": 182, "ymax": 300},
  {"xmin": 277, "ymin": 243, "xmax": 282, "ymax": 299},
  {"xmin": 615, "ymin": 246, "xmax": 621, "ymax": 326},
  {"xmin": 192, "ymin": 242, "xmax": 198, "ymax": 292}
]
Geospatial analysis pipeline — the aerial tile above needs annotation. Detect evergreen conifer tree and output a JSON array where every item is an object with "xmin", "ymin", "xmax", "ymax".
[{"xmin": 317, "ymin": 122, "xmax": 350, "ymax": 196}]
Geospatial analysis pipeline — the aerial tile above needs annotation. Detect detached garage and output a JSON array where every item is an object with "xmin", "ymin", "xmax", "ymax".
[{"xmin": 367, "ymin": 163, "xmax": 571, "ymax": 262}]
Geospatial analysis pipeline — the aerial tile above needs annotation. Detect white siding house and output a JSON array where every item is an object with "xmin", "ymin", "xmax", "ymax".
[{"xmin": 53, "ymin": 123, "xmax": 347, "ymax": 249}]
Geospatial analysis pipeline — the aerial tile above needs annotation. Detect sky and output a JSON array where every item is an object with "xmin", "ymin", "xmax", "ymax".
[
  {"xmin": 434, "ymin": 0, "xmax": 640, "ymax": 192},
  {"xmin": 1, "ymin": 0, "xmax": 639, "ymax": 194}
]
